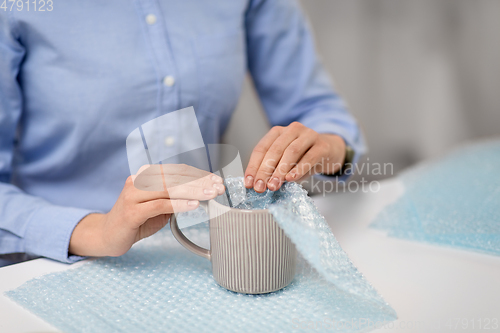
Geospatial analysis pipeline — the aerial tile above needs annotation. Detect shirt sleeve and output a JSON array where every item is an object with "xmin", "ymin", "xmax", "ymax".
[
  {"xmin": 0, "ymin": 12, "xmax": 93, "ymax": 263},
  {"xmin": 245, "ymin": 0, "xmax": 367, "ymax": 174}
]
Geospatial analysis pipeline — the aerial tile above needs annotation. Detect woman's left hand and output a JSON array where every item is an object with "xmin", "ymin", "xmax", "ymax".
[{"xmin": 244, "ymin": 122, "xmax": 347, "ymax": 192}]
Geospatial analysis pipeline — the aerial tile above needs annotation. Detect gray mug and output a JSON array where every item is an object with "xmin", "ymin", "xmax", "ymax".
[{"xmin": 170, "ymin": 199, "xmax": 297, "ymax": 294}]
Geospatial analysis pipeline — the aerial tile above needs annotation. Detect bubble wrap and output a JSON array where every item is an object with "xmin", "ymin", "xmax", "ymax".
[
  {"xmin": 6, "ymin": 180, "xmax": 396, "ymax": 332},
  {"xmin": 371, "ymin": 140, "xmax": 500, "ymax": 255}
]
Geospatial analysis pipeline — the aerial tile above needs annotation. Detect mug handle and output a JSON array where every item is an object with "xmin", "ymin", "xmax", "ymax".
[{"xmin": 170, "ymin": 201, "xmax": 211, "ymax": 261}]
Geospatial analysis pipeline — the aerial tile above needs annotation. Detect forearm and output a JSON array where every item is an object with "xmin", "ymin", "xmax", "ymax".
[{"xmin": 245, "ymin": 0, "xmax": 366, "ymax": 172}]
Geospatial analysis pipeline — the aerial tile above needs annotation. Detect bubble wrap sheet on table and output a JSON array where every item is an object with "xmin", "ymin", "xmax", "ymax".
[
  {"xmin": 371, "ymin": 140, "xmax": 500, "ymax": 255},
  {"xmin": 6, "ymin": 180, "xmax": 396, "ymax": 332}
]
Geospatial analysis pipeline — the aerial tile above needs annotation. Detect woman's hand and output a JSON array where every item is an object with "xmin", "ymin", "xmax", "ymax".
[
  {"xmin": 69, "ymin": 164, "xmax": 225, "ymax": 257},
  {"xmin": 244, "ymin": 122, "xmax": 346, "ymax": 193}
]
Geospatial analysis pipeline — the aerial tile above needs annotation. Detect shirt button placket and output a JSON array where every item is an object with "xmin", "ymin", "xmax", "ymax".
[{"xmin": 140, "ymin": 0, "xmax": 180, "ymax": 163}]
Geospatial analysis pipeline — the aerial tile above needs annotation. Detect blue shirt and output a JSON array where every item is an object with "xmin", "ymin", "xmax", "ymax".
[{"xmin": 0, "ymin": 0, "xmax": 366, "ymax": 263}]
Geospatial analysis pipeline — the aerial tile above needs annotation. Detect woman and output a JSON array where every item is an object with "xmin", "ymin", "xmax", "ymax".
[{"xmin": 0, "ymin": 0, "xmax": 365, "ymax": 263}]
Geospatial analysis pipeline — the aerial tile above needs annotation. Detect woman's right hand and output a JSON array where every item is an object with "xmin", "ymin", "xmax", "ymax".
[{"xmin": 69, "ymin": 164, "xmax": 225, "ymax": 257}]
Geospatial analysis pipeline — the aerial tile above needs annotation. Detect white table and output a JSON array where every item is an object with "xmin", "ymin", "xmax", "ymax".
[{"xmin": 1, "ymin": 179, "xmax": 499, "ymax": 333}]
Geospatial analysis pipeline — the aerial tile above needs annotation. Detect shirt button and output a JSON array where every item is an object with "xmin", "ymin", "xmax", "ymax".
[
  {"xmin": 164, "ymin": 136, "xmax": 175, "ymax": 147},
  {"xmin": 145, "ymin": 14, "xmax": 157, "ymax": 25},
  {"xmin": 163, "ymin": 76, "xmax": 175, "ymax": 87}
]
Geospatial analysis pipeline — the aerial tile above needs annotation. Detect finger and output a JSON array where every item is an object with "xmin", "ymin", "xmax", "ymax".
[
  {"xmin": 134, "ymin": 172, "xmax": 225, "ymax": 196},
  {"xmin": 133, "ymin": 164, "xmax": 223, "ymax": 191},
  {"xmin": 164, "ymin": 173, "xmax": 225, "ymax": 196},
  {"xmin": 136, "ymin": 163, "xmax": 215, "ymax": 179},
  {"xmin": 253, "ymin": 129, "xmax": 299, "ymax": 192},
  {"xmin": 285, "ymin": 145, "xmax": 323, "ymax": 182},
  {"xmin": 161, "ymin": 163, "xmax": 222, "ymax": 181},
  {"xmin": 132, "ymin": 171, "xmax": 225, "ymax": 201},
  {"xmin": 244, "ymin": 126, "xmax": 283, "ymax": 188},
  {"xmin": 140, "ymin": 199, "xmax": 199, "ymax": 222},
  {"xmin": 135, "ymin": 184, "xmax": 222, "ymax": 202},
  {"xmin": 267, "ymin": 135, "xmax": 316, "ymax": 191}
]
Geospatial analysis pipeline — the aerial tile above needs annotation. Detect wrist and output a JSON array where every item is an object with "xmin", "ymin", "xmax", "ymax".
[{"xmin": 69, "ymin": 213, "xmax": 107, "ymax": 257}]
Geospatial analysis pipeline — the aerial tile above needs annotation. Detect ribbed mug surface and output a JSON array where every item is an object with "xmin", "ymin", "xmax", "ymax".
[{"xmin": 209, "ymin": 200, "xmax": 297, "ymax": 294}]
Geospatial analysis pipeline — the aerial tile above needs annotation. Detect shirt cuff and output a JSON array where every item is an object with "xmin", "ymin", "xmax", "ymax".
[{"xmin": 23, "ymin": 205, "xmax": 97, "ymax": 263}]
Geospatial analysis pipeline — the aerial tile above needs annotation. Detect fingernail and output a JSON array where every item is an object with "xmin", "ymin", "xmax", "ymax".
[
  {"xmin": 254, "ymin": 179, "xmax": 265, "ymax": 192},
  {"xmin": 204, "ymin": 188, "xmax": 216, "ymax": 195},
  {"xmin": 213, "ymin": 183, "xmax": 225, "ymax": 194},
  {"xmin": 245, "ymin": 175, "xmax": 254, "ymax": 187},
  {"xmin": 268, "ymin": 177, "xmax": 280, "ymax": 191},
  {"xmin": 211, "ymin": 175, "xmax": 223, "ymax": 183},
  {"xmin": 288, "ymin": 171, "xmax": 297, "ymax": 180},
  {"xmin": 188, "ymin": 200, "xmax": 199, "ymax": 207}
]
